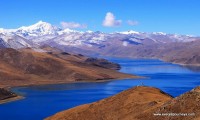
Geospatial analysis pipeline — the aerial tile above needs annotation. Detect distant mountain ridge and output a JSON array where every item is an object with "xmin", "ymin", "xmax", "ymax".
[
  {"xmin": 0, "ymin": 21, "xmax": 198, "ymax": 49},
  {"xmin": 1, "ymin": 21, "xmax": 200, "ymax": 66}
]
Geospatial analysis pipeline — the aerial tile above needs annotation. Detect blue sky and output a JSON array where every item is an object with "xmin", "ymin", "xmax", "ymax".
[{"xmin": 0, "ymin": 0, "xmax": 200, "ymax": 35}]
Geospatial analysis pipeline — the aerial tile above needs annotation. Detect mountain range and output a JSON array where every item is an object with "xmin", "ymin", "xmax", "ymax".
[{"xmin": 1, "ymin": 21, "xmax": 200, "ymax": 66}]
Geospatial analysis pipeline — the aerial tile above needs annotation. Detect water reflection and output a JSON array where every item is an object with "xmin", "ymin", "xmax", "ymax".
[
  {"xmin": 183, "ymin": 65, "xmax": 200, "ymax": 72},
  {"xmin": 15, "ymin": 82, "xmax": 110, "ymax": 91}
]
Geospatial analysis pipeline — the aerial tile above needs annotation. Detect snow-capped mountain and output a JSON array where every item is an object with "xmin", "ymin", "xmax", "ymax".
[
  {"xmin": 16, "ymin": 21, "xmax": 61, "ymax": 37},
  {"xmin": 1, "ymin": 21, "xmax": 200, "ymax": 66},
  {"xmin": 118, "ymin": 30, "xmax": 140, "ymax": 35},
  {"xmin": 0, "ymin": 21, "xmax": 81, "ymax": 39},
  {"xmin": 0, "ymin": 21, "xmax": 199, "ymax": 49},
  {"xmin": 0, "ymin": 21, "xmax": 79, "ymax": 48},
  {"xmin": 0, "ymin": 33, "xmax": 33, "ymax": 48},
  {"xmin": 0, "ymin": 21, "xmax": 61, "ymax": 38}
]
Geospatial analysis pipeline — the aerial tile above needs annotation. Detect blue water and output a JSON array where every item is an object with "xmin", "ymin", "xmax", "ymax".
[{"xmin": 0, "ymin": 58, "xmax": 200, "ymax": 120}]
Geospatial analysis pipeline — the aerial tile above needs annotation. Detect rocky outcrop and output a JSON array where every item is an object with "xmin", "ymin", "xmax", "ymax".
[
  {"xmin": 0, "ymin": 88, "xmax": 17, "ymax": 100},
  {"xmin": 85, "ymin": 58, "xmax": 121, "ymax": 70}
]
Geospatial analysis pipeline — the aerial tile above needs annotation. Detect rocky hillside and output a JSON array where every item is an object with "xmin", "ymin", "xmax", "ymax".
[
  {"xmin": 0, "ymin": 88, "xmax": 17, "ymax": 100},
  {"xmin": 46, "ymin": 86, "xmax": 200, "ymax": 120},
  {"xmin": 0, "ymin": 48, "xmax": 137, "ymax": 88},
  {"xmin": 147, "ymin": 86, "xmax": 200, "ymax": 120},
  {"xmin": 45, "ymin": 86, "xmax": 173, "ymax": 120}
]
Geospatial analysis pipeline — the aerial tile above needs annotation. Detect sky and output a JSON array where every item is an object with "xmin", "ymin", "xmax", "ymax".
[{"xmin": 0, "ymin": 0, "xmax": 200, "ymax": 35}]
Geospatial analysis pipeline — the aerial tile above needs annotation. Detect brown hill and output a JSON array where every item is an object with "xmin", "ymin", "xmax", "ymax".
[
  {"xmin": 145, "ymin": 86, "xmax": 200, "ymax": 120},
  {"xmin": 0, "ymin": 48, "xmax": 137, "ymax": 88},
  {"xmin": 46, "ymin": 86, "xmax": 200, "ymax": 120},
  {"xmin": 45, "ymin": 86, "xmax": 173, "ymax": 120}
]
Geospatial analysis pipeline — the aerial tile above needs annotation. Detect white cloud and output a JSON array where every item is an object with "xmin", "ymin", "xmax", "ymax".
[
  {"xmin": 102, "ymin": 12, "xmax": 122, "ymax": 27},
  {"xmin": 127, "ymin": 20, "xmax": 139, "ymax": 26},
  {"xmin": 60, "ymin": 22, "xmax": 87, "ymax": 29}
]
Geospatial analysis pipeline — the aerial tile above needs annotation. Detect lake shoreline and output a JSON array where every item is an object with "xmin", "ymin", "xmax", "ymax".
[
  {"xmin": 1, "ymin": 56, "xmax": 198, "ymax": 105},
  {"xmin": 1, "ymin": 56, "xmax": 197, "ymax": 105},
  {"xmin": 101, "ymin": 55, "xmax": 200, "ymax": 67},
  {"xmin": 0, "ymin": 76, "xmax": 142, "ymax": 104},
  {"xmin": 1, "ymin": 58, "xmax": 199, "ymax": 120},
  {"xmin": 5, "ymin": 75, "xmax": 142, "ymax": 88},
  {"xmin": 0, "ymin": 96, "xmax": 24, "ymax": 104}
]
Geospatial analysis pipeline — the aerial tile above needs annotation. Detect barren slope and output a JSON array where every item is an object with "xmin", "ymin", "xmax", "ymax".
[
  {"xmin": 45, "ymin": 86, "xmax": 173, "ymax": 120},
  {"xmin": 0, "ymin": 48, "xmax": 137, "ymax": 88},
  {"xmin": 145, "ymin": 86, "xmax": 200, "ymax": 120},
  {"xmin": 46, "ymin": 86, "xmax": 200, "ymax": 120}
]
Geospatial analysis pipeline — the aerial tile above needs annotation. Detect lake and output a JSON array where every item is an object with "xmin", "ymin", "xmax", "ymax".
[{"xmin": 0, "ymin": 58, "xmax": 200, "ymax": 120}]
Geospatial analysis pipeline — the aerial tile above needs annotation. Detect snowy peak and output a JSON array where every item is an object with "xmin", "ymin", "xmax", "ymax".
[
  {"xmin": 152, "ymin": 32, "xmax": 167, "ymax": 35},
  {"xmin": 57, "ymin": 28, "xmax": 80, "ymax": 35},
  {"xmin": 0, "ymin": 21, "xmax": 199, "ymax": 49},
  {"xmin": 0, "ymin": 28, "xmax": 16, "ymax": 35},
  {"xmin": 118, "ymin": 30, "xmax": 140, "ymax": 35},
  {"xmin": 0, "ymin": 21, "xmax": 80, "ymax": 38},
  {"xmin": 16, "ymin": 21, "xmax": 61, "ymax": 37}
]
